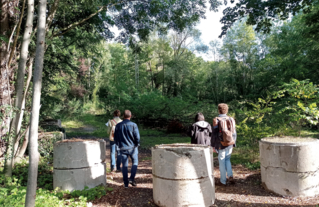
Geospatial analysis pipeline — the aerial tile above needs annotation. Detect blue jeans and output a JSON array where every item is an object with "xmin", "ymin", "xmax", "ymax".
[
  {"xmin": 110, "ymin": 141, "xmax": 121, "ymax": 171},
  {"xmin": 218, "ymin": 147, "xmax": 233, "ymax": 185},
  {"xmin": 120, "ymin": 147, "xmax": 138, "ymax": 187}
]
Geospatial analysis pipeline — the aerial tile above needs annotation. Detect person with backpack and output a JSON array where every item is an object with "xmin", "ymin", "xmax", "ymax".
[
  {"xmin": 212, "ymin": 103, "xmax": 237, "ymax": 186},
  {"xmin": 106, "ymin": 109, "xmax": 122, "ymax": 172},
  {"xmin": 188, "ymin": 113, "xmax": 212, "ymax": 146}
]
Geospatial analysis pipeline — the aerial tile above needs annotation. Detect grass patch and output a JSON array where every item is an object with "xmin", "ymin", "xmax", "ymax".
[
  {"xmin": 299, "ymin": 129, "xmax": 319, "ymax": 138},
  {"xmin": 231, "ymin": 144, "xmax": 260, "ymax": 170},
  {"xmin": 139, "ymin": 128, "xmax": 166, "ymax": 137},
  {"xmin": 63, "ymin": 113, "xmax": 109, "ymax": 138},
  {"xmin": 140, "ymin": 136, "xmax": 190, "ymax": 150},
  {"xmin": 63, "ymin": 112, "xmax": 185, "ymax": 138},
  {"xmin": 141, "ymin": 157, "xmax": 152, "ymax": 161}
]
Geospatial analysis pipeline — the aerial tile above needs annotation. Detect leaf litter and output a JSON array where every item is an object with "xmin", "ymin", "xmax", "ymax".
[{"xmin": 91, "ymin": 141, "xmax": 319, "ymax": 207}]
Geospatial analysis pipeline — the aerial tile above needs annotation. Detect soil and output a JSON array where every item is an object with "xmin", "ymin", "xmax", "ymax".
[{"xmin": 80, "ymin": 137, "xmax": 319, "ymax": 207}]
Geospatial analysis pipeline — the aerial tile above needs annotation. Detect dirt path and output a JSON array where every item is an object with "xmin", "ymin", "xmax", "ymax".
[{"xmin": 77, "ymin": 137, "xmax": 318, "ymax": 207}]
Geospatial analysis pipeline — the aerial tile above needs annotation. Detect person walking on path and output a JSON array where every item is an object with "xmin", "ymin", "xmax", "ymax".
[
  {"xmin": 188, "ymin": 113, "xmax": 212, "ymax": 146},
  {"xmin": 114, "ymin": 110, "xmax": 140, "ymax": 188},
  {"xmin": 106, "ymin": 109, "xmax": 122, "ymax": 172},
  {"xmin": 212, "ymin": 103, "xmax": 237, "ymax": 186}
]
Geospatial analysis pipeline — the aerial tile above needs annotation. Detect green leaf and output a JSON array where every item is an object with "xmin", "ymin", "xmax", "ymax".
[{"xmin": 0, "ymin": 35, "xmax": 9, "ymax": 43}]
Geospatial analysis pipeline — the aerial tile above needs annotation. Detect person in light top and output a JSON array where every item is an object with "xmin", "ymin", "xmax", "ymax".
[
  {"xmin": 212, "ymin": 103, "xmax": 237, "ymax": 186},
  {"xmin": 106, "ymin": 109, "xmax": 122, "ymax": 172}
]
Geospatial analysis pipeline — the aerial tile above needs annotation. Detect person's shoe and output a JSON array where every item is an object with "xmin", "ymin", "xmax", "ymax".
[
  {"xmin": 115, "ymin": 169, "xmax": 121, "ymax": 173},
  {"xmin": 228, "ymin": 176, "xmax": 235, "ymax": 185},
  {"xmin": 129, "ymin": 180, "xmax": 137, "ymax": 187},
  {"xmin": 215, "ymin": 180, "xmax": 227, "ymax": 187}
]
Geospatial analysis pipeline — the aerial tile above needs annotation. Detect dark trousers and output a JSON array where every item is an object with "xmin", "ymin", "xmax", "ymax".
[
  {"xmin": 120, "ymin": 147, "xmax": 138, "ymax": 187},
  {"xmin": 110, "ymin": 141, "xmax": 121, "ymax": 171}
]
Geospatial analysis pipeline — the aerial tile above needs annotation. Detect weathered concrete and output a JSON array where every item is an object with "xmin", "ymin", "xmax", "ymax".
[
  {"xmin": 53, "ymin": 140, "xmax": 106, "ymax": 191},
  {"xmin": 53, "ymin": 140, "xmax": 106, "ymax": 169},
  {"xmin": 53, "ymin": 163, "xmax": 106, "ymax": 191},
  {"xmin": 260, "ymin": 137, "xmax": 319, "ymax": 197},
  {"xmin": 152, "ymin": 144, "xmax": 215, "ymax": 207}
]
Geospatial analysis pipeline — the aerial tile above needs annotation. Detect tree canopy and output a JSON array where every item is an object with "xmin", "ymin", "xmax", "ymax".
[{"xmin": 217, "ymin": 0, "xmax": 315, "ymax": 36}]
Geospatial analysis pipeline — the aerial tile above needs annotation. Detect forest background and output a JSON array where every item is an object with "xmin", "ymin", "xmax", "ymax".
[{"xmin": 1, "ymin": 0, "xmax": 319, "ymax": 205}]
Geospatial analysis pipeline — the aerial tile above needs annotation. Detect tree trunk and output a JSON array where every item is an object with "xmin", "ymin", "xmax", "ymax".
[
  {"xmin": 215, "ymin": 69, "xmax": 218, "ymax": 104},
  {"xmin": 0, "ymin": 0, "xmax": 19, "ymax": 141},
  {"xmin": 162, "ymin": 57, "xmax": 165, "ymax": 95},
  {"xmin": 135, "ymin": 54, "xmax": 139, "ymax": 89},
  {"xmin": 13, "ymin": 57, "xmax": 33, "ymax": 157},
  {"xmin": 25, "ymin": 0, "xmax": 47, "ymax": 206},
  {"xmin": 14, "ymin": 125, "xmax": 29, "ymax": 164},
  {"xmin": 5, "ymin": 0, "xmax": 35, "ymax": 177}
]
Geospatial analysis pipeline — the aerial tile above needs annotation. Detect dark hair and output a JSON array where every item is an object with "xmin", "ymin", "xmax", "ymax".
[
  {"xmin": 113, "ymin": 109, "xmax": 121, "ymax": 117},
  {"xmin": 123, "ymin": 110, "xmax": 132, "ymax": 118},
  {"xmin": 195, "ymin": 113, "xmax": 205, "ymax": 122},
  {"xmin": 218, "ymin": 103, "xmax": 228, "ymax": 114}
]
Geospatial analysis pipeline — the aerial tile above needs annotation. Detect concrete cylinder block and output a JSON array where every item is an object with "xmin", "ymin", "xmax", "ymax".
[
  {"xmin": 260, "ymin": 137, "xmax": 319, "ymax": 197},
  {"xmin": 53, "ymin": 163, "xmax": 106, "ymax": 191},
  {"xmin": 152, "ymin": 144, "xmax": 215, "ymax": 207},
  {"xmin": 53, "ymin": 140, "xmax": 106, "ymax": 169},
  {"xmin": 53, "ymin": 140, "xmax": 106, "ymax": 192}
]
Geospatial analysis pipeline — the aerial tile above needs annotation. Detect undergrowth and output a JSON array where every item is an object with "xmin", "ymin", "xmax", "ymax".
[{"xmin": 0, "ymin": 157, "xmax": 112, "ymax": 207}]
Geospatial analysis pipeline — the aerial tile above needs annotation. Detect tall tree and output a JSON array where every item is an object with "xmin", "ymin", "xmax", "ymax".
[
  {"xmin": 25, "ymin": 0, "xmax": 47, "ymax": 206},
  {"xmin": 4, "ymin": 0, "xmax": 35, "ymax": 177},
  {"xmin": 0, "ymin": 0, "xmax": 19, "ymax": 147}
]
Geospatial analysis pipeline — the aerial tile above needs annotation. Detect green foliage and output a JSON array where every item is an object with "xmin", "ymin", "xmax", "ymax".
[
  {"xmin": 0, "ymin": 34, "xmax": 9, "ymax": 43},
  {"xmin": 234, "ymin": 79, "xmax": 319, "ymax": 144},
  {"xmin": 12, "ymin": 158, "xmax": 53, "ymax": 189},
  {"xmin": 0, "ymin": 158, "xmax": 111, "ymax": 207},
  {"xmin": 69, "ymin": 185, "xmax": 110, "ymax": 201},
  {"xmin": 219, "ymin": 0, "xmax": 313, "ymax": 36},
  {"xmin": 0, "ymin": 174, "xmax": 82, "ymax": 207},
  {"xmin": 140, "ymin": 136, "xmax": 190, "ymax": 150},
  {"xmin": 275, "ymin": 79, "xmax": 319, "ymax": 127},
  {"xmin": 100, "ymin": 90, "xmax": 217, "ymax": 125},
  {"xmin": 0, "ymin": 104, "xmax": 17, "ymax": 121},
  {"xmin": 244, "ymin": 161, "xmax": 261, "ymax": 170},
  {"xmin": 38, "ymin": 132, "xmax": 64, "ymax": 157}
]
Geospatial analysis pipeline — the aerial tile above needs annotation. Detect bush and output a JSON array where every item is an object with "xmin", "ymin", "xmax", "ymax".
[
  {"xmin": 38, "ymin": 132, "xmax": 64, "ymax": 157},
  {"xmin": 0, "ymin": 160, "xmax": 111, "ymax": 207},
  {"xmin": 100, "ymin": 90, "xmax": 218, "ymax": 126}
]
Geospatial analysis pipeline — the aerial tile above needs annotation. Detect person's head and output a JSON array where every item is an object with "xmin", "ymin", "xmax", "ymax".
[
  {"xmin": 218, "ymin": 103, "xmax": 228, "ymax": 114},
  {"xmin": 113, "ymin": 109, "xmax": 121, "ymax": 117},
  {"xmin": 123, "ymin": 110, "xmax": 132, "ymax": 119},
  {"xmin": 195, "ymin": 113, "xmax": 205, "ymax": 122}
]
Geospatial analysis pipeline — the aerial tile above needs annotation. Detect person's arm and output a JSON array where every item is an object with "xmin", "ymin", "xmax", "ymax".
[
  {"xmin": 114, "ymin": 125, "xmax": 119, "ymax": 145},
  {"xmin": 232, "ymin": 118, "xmax": 237, "ymax": 147},
  {"xmin": 186, "ymin": 125, "xmax": 192, "ymax": 137},
  {"xmin": 133, "ymin": 124, "xmax": 140, "ymax": 147},
  {"xmin": 212, "ymin": 118, "xmax": 219, "ymax": 152},
  {"xmin": 106, "ymin": 120, "xmax": 112, "ymax": 135},
  {"xmin": 189, "ymin": 125, "xmax": 197, "ymax": 144}
]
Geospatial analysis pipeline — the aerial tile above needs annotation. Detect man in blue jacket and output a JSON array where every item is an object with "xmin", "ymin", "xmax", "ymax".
[{"xmin": 114, "ymin": 110, "xmax": 140, "ymax": 188}]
